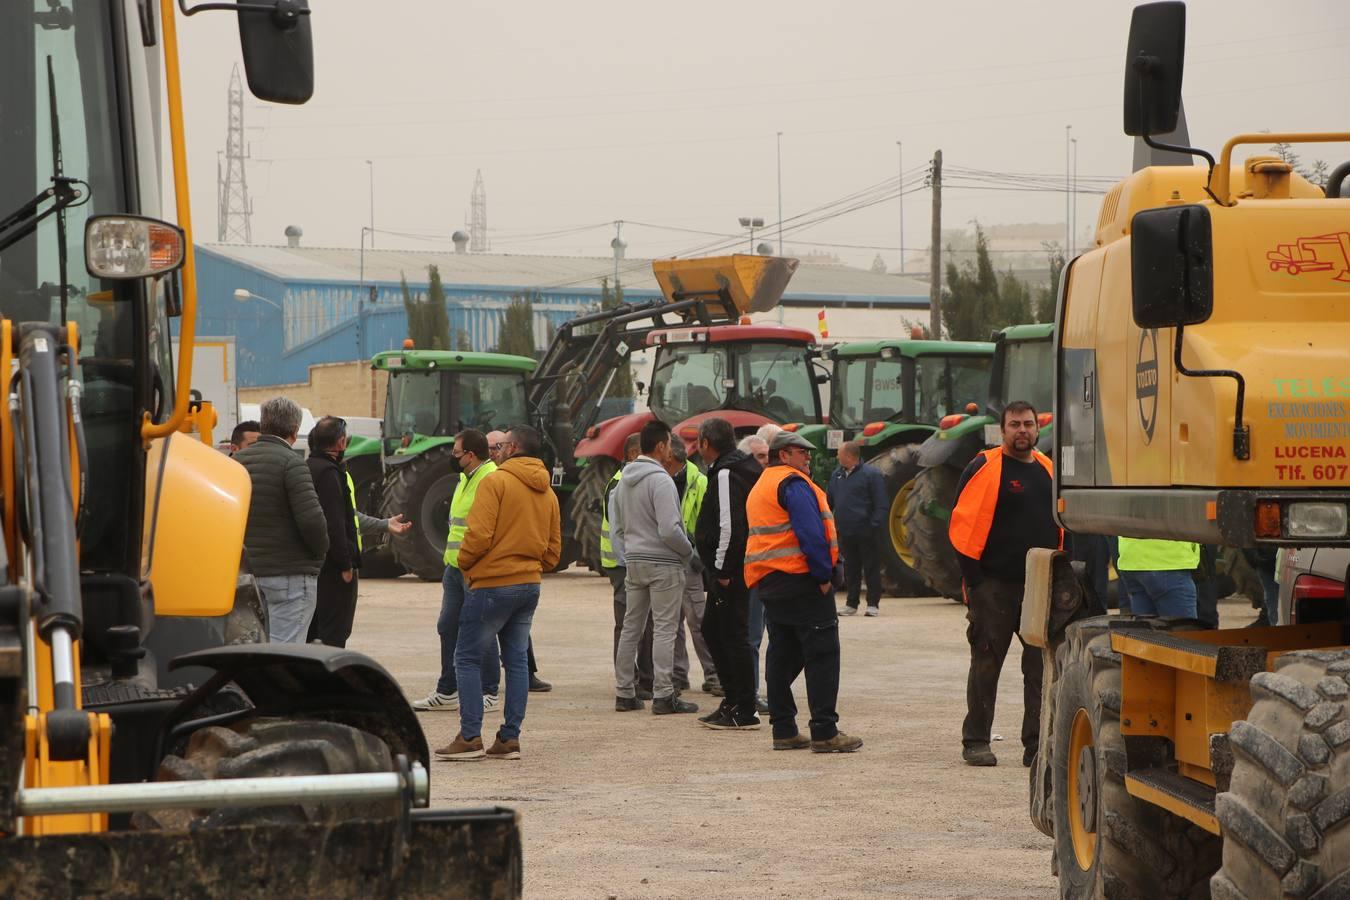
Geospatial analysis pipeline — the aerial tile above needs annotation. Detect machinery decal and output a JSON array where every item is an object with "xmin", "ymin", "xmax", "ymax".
[
  {"xmin": 1135, "ymin": 327, "xmax": 1159, "ymax": 443},
  {"xmin": 1266, "ymin": 232, "xmax": 1350, "ymax": 282}
]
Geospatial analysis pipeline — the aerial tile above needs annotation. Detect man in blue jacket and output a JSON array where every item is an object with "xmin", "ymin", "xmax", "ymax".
[{"xmin": 826, "ymin": 441, "xmax": 887, "ymax": 616}]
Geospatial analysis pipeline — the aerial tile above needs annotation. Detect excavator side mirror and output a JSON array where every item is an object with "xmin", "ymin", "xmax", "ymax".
[
  {"xmin": 237, "ymin": 0, "xmax": 315, "ymax": 104},
  {"xmin": 1122, "ymin": 1, "xmax": 1185, "ymax": 137},
  {"xmin": 1130, "ymin": 204, "xmax": 1213, "ymax": 328}
]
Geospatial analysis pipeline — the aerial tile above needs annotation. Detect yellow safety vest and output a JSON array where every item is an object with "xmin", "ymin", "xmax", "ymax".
[
  {"xmin": 599, "ymin": 469, "xmax": 622, "ymax": 569},
  {"xmin": 1117, "ymin": 538, "xmax": 1199, "ymax": 572},
  {"xmin": 681, "ymin": 460, "xmax": 706, "ymax": 535},
  {"xmin": 345, "ymin": 471, "xmax": 362, "ymax": 553},
  {"xmin": 444, "ymin": 460, "xmax": 497, "ymax": 568}
]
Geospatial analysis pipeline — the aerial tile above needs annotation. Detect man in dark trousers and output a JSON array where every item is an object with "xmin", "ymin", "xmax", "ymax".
[
  {"xmin": 694, "ymin": 417, "xmax": 763, "ymax": 730},
  {"xmin": 949, "ymin": 400, "xmax": 1061, "ymax": 767},
  {"xmin": 747, "ymin": 431, "xmax": 862, "ymax": 753},
  {"xmin": 826, "ymin": 441, "xmax": 887, "ymax": 616}
]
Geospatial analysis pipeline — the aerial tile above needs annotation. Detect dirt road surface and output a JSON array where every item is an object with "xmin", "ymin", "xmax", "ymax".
[{"xmin": 348, "ymin": 570, "xmax": 1254, "ymax": 899}]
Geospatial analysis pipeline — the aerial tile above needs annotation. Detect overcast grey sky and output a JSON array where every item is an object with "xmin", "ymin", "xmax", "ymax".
[{"xmin": 172, "ymin": 0, "xmax": 1349, "ymax": 269}]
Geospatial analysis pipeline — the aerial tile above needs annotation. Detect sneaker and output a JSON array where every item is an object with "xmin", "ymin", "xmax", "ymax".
[
  {"xmin": 838, "ymin": 605, "xmax": 858, "ymax": 617},
  {"xmin": 652, "ymin": 694, "xmax": 699, "ymax": 715},
  {"xmin": 698, "ymin": 708, "xmax": 730, "ymax": 728},
  {"xmin": 636, "ymin": 686, "xmax": 654, "ymax": 701},
  {"xmin": 1023, "ymin": 746, "xmax": 1038, "ymax": 768},
  {"xmin": 486, "ymin": 734, "xmax": 521, "ymax": 760},
  {"xmin": 528, "ymin": 675, "xmax": 553, "ymax": 693},
  {"xmin": 701, "ymin": 677, "xmax": 721, "ymax": 694},
  {"xmin": 811, "ymin": 732, "xmax": 864, "ymax": 753},
  {"xmin": 864, "ymin": 607, "xmax": 879, "ymax": 617},
  {"xmin": 411, "ymin": 690, "xmax": 459, "ymax": 712},
  {"xmin": 963, "ymin": 744, "xmax": 998, "ymax": 767},
  {"xmin": 755, "ymin": 697, "xmax": 769, "ymax": 714},
  {"xmin": 773, "ymin": 734, "xmax": 811, "ymax": 751},
  {"xmin": 482, "ymin": 693, "xmax": 500, "ymax": 714},
  {"xmin": 702, "ymin": 707, "xmax": 761, "ymax": 731},
  {"xmin": 672, "ymin": 676, "xmax": 691, "ymax": 692},
  {"xmin": 615, "ymin": 695, "xmax": 644, "ymax": 712},
  {"xmin": 434, "ymin": 733, "xmax": 484, "ymax": 761}
]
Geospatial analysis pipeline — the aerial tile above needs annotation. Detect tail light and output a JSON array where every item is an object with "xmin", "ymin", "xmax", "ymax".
[
  {"xmin": 1038, "ymin": 411, "xmax": 1054, "ymax": 427},
  {"xmin": 939, "ymin": 414, "xmax": 967, "ymax": 430},
  {"xmin": 861, "ymin": 422, "xmax": 885, "ymax": 437},
  {"xmin": 1255, "ymin": 500, "xmax": 1282, "ymax": 539}
]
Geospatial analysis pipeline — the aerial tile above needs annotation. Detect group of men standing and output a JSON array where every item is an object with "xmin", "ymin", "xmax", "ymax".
[{"xmin": 605, "ymin": 416, "xmax": 862, "ymax": 752}]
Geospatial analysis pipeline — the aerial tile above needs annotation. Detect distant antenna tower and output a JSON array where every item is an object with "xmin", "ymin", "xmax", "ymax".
[
  {"xmin": 468, "ymin": 170, "xmax": 488, "ymax": 252},
  {"xmin": 217, "ymin": 65, "xmax": 253, "ymax": 243}
]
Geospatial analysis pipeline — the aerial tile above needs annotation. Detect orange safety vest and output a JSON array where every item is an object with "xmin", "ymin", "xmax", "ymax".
[
  {"xmin": 744, "ymin": 465, "xmax": 840, "ymax": 589},
  {"xmin": 948, "ymin": 447, "xmax": 1061, "ymax": 561}
]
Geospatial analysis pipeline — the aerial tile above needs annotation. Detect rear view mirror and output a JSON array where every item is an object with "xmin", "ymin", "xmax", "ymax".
[
  {"xmin": 1131, "ymin": 205, "xmax": 1213, "ymax": 328},
  {"xmin": 1123, "ymin": 1, "xmax": 1185, "ymax": 137},
  {"xmin": 237, "ymin": 0, "xmax": 314, "ymax": 104}
]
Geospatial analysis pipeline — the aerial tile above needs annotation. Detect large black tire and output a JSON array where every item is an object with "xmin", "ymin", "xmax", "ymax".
[
  {"xmin": 901, "ymin": 464, "xmax": 965, "ymax": 600},
  {"xmin": 381, "ymin": 446, "xmax": 459, "ymax": 582},
  {"xmin": 1212, "ymin": 649, "xmax": 1350, "ymax": 899},
  {"xmin": 864, "ymin": 443, "xmax": 928, "ymax": 597},
  {"xmin": 1051, "ymin": 618, "xmax": 1222, "ymax": 898},
  {"xmin": 134, "ymin": 718, "xmax": 399, "ymax": 831},
  {"xmin": 348, "ymin": 456, "xmax": 406, "ymax": 579},
  {"xmin": 572, "ymin": 456, "xmax": 619, "ymax": 573}
]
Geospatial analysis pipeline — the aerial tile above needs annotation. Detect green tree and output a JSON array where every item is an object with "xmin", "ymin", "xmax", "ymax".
[
  {"xmin": 597, "ymin": 277, "xmax": 634, "ymax": 398},
  {"xmin": 399, "ymin": 267, "xmax": 451, "ymax": 350},
  {"xmin": 496, "ymin": 292, "xmax": 537, "ymax": 358},
  {"xmin": 941, "ymin": 225, "xmax": 1001, "ymax": 340},
  {"xmin": 453, "ymin": 328, "xmax": 473, "ymax": 351},
  {"xmin": 1035, "ymin": 241, "xmax": 1066, "ymax": 323},
  {"xmin": 1270, "ymin": 138, "xmax": 1328, "ymax": 189}
]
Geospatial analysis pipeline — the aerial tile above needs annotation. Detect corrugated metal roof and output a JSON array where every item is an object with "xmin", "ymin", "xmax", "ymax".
[{"xmin": 199, "ymin": 243, "xmax": 930, "ymax": 299}]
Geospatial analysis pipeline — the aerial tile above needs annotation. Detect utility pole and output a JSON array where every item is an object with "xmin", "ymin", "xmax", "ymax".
[
  {"xmin": 928, "ymin": 149, "xmax": 942, "ymax": 339},
  {"xmin": 897, "ymin": 140, "xmax": 905, "ymax": 273},
  {"xmin": 1064, "ymin": 125, "xmax": 1071, "ymax": 258},
  {"xmin": 366, "ymin": 160, "xmax": 375, "ymax": 249},
  {"xmin": 1070, "ymin": 137, "xmax": 1078, "ymax": 258},
  {"xmin": 776, "ymin": 132, "xmax": 784, "ymax": 255}
]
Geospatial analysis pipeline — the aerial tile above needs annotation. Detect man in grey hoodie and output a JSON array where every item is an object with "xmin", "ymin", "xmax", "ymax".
[{"xmin": 613, "ymin": 420, "xmax": 700, "ymax": 715}]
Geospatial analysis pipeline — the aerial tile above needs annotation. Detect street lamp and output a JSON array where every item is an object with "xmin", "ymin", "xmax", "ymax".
[
  {"xmin": 365, "ymin": 159, "xmax": 375, "ymax": 249},
  {"xmin": 233, "ymin": 288, "xmax": 281, "ymax": 311},
  {"xmin": 738, "ymin": 216, "xmax": 764, "ymax": 254}
]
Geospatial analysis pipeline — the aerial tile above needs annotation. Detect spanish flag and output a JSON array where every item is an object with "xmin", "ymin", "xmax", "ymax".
[{"xmin": 817, "ymin": 309, "xmax": 828, "ymax": 340}]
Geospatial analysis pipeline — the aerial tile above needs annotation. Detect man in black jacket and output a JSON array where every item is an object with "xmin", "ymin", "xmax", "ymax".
[
  {"xmin": 236, "ymin": 396, "xmax": 329, "ymax": 642},
  {"xmin": 306, "ymin": 416, "xmax": 361, "ymax": 647},
  {"xmin": 694, "ymin": 417, "xmax": 763, "ymax": 730}
]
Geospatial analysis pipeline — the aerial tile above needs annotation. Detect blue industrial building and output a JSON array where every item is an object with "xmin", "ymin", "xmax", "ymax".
[{"xmin": 191, "ymin": 242, "xmax": 929, "ymax": 388}]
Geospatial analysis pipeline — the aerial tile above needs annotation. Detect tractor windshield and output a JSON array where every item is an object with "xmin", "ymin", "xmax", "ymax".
[
  {"xmin": 831, "ymin": 356, "xmax": 905, "ymax": 428},
  {"xmin": 915, "ymin": 355, "xmax": 992, "ymax": 422},
  {"xmin": 649, "ymin": 344, "xmax": 729, "ymax": 424},
  {"xmin": 451, "ymin": 371, "xmax": 528, "ymax": 433},
  {"xmin": 736, "ymin": 342, "xmax": 817, "ymax": 423},
  {"xmin": 999, "ymin": 339, "xmax": 1054, "ymax": 412},
  {"xmin": 385, "ymin": 370, "xmax": 443, "ymax": 440}
]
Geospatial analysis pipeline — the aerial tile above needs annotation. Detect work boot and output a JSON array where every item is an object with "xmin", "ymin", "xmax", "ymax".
[
  {"xmin": 811, "ymin": 732, "xmax": 864, "ymax": 753},
  {"xmin": 773, "ymin": 734, "xmax": 811, "ymax": 751},
  {"xmin": 701, "ymin": 676, "xmax": 721, "ymax": 694},
  {"xmin": 411, "ymin": 690, "xmax": 459, "ymax": 712},
  {"xmin": 486, "ymin": 733, "xmax": 521, "ymax": 760},
  {"xmin": 652, "ymin": 694, "xmax": 699, "ymax": 715},
  {"xmin": 435, "ymin": 733, "xmax": 484, "ymax": 761},
  {"xmin": 963, "ymin": 744, "xmax": 998, "ymax": 767},
  {"xmin": 615, "ymin": 695, "xmax": 644, "ymax": 712},
  {"xmin": 528, "ymin": 675, "xmax": 553, "ymax": 693}
]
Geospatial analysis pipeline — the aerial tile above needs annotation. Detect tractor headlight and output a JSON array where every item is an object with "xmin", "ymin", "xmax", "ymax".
[
  {"xmin": 85, "ymin": 215, "xmax": 185, "ymax": 280},
  {"xmin": 1286, "ymin": 502, "xmax": 1349, "ymax": 539}
]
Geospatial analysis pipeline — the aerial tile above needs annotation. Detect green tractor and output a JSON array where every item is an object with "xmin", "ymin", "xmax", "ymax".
[
  {"xmin": 344, "ymin": 350, "xmax": 548, "ymax": 581},
  {"xmin": 794, "ymin": 338, "xmax": 994, "ymax": 596},
  {"xmin": 899, "ymin": 323, "xmax": 1055, "ymax": 598}
]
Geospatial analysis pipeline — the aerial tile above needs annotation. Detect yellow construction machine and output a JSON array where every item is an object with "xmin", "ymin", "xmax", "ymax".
[
  {"xmin": 1022, "ymin": 2, "xmax": 1350, "ymax": 896},
  {"xmin": 0, "ymin": 2, "xmax": 518, "ymax": 896}
]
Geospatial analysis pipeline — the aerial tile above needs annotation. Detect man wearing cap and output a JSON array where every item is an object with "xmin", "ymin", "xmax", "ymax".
[{"xmin": 744, "ymin": 430, "xmax": 862, "ymax": 753}]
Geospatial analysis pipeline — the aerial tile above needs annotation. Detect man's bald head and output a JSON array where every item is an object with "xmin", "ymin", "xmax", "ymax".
[{"xmin": 486, "ymin": 430, "xmax": 508, "ymax": 464}]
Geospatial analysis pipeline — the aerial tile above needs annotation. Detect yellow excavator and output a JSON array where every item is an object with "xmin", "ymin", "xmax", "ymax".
[
  {"xmin": 0, "ymin": 2, "xmax": 517, "ymax": 896},
  {"xmin": 1022, "ymin": 2, "xmax": 1350, "ymax": 896}
]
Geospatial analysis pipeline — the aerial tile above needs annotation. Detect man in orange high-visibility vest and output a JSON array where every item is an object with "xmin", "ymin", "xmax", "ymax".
[
  {"xmin": 745, "ymin": 431, "xmax": 862, "ymax": 754},
  {"xmin": 949, "ymin": 400, "xmax": 1061, "ymax": 768}
]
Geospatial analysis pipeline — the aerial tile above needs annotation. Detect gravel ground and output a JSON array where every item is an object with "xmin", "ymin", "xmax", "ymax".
[{"xmin": 347, "ymin": 569, "xmax": 1257, "ymax": 899}]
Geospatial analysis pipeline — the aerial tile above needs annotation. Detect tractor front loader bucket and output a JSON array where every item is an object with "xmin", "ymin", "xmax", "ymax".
[
  {"xmin": 0, "ymin": 805, "xmax": 522, "ymax": 899},
  {"xmin": 653, "ymin": 254, "xmax": 799, "ymax": 315}
]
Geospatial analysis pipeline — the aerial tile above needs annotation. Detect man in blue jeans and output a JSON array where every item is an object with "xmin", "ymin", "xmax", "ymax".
[
  {"xmin": 1116, "ymin": 538, "xmax": 1199, "ymax": 618},
  {"xmin": 436, "ymin": 425, "xmax": 561, "ymax": 761},
  {"xmin": 412, "ymin": 429, "xmax": 501, "ymax": 714}
]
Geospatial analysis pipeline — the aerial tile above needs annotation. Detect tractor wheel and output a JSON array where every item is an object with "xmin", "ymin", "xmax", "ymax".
[
  {"xmin": 864, "ymin": 444, "xmax": 928, "ymax": 597},
  {"xmin": 381, "ymin": 446, "xmax": 459, "ymax": 582},
  {"xmin": 572, "ymin": 456, "xmax": 619, "ymax": 573},
  {"xmin": 1212, "ymin": 649, "xmax": 1350, "ymax": 899},
  {"xmin": 349, "ymin": 459, "xmax": 406, "ymax": 579},
  {"xmin": 134, "ymin": 718, "xmax": 399, "ymax": 831},
  {"xmin": 900, "ymin": 464, "xmax": 965, "ymax": 600},
  {"xmin": 1051, "ymin": 617, "xmax": 1222, "ymax": 898}
]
